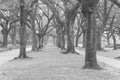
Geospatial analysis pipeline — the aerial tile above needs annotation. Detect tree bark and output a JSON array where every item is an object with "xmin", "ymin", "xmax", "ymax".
[
  {"xmin": 11, "ymin": 25, "xmax": 16, "ymax": 45},
  {"xmin": 83, "ymin": 14, "xmax": 101, "ymax": 70},
  {"xmin": 29, "ymin": 0, "xmax": 38, "ymax": 51},
  {"xmin": 31, "ymin": 11, "xmax": 37, "ymax": 51},
  {"xmin": 107, "ymin": 38, "xmax": 110, "ymax": 45},
  {"xmin": 106, "ymin": 33, "xmax": 110, "ymax": 45},
  {"xmin": 38, "ymin": 36, "xmax": 44, "ymax": 49},
  {"xmin": 2, "ymin": 29, "xmax": 8, "ymax": 47},
  {"xmin": 56, "ymin": 32, "xmax": 61, "ymax": 48},
  {"xmin": 61, "ymin": 32, "xmax": 65, "ymax": 49},
  {"xmin": 82, "ymin": 30, "xmax": 86, "ymax": 48},
  {"xmin": 66, "ymin": 20, "xmax": 75, "ymax": 53},
  {"xmin": 17, "ymin": 0, "xmax": 28, "ymax": 59},
  {"xmin": 112, "ymin": 34, "xmax": 117, "ymax": 50},
  {"xmin": 63, "ymin": 2, "xmax": 80, "ymax": 54},
  {"xmin": 75, "ymin": 36, "xmax": 79, "ymax": 47},
  {"xmin": 75, "ymin": 29, "xmax": 82, "ymax": 47},
  {"xmin": 96, "ymin": 29, "xmax": 102, "ymax": 50},
  {"xmin": 1, "ymin": 20, "xmax": 9, "ymax": 47}
]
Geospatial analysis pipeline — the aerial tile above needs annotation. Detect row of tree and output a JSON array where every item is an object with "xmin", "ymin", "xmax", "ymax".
[{"xmin": 0, "ymin": 0, "xmax": 120, "ymax": 69}]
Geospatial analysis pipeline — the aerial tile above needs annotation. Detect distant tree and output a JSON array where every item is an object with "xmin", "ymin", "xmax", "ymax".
[
  {"xmin": 41, "ymin": 0, "xmax": 66, "ymax": 50},
  {"xmin": 110, "ymin": 14, "xmax": 117, "ymax": 50},
  {"xmin": 30, "ymin": 0, "xmax": 38, "ymax": 51},
  {"xmin": 75, "ymin": 15, "xmax": 83, "ymax": 47},
  {"xmin": 96, "ymin": 0, "xmax": 113, "ymax": 50},
  {"xmin": 0, "ymin": 19, "xmax": 10, "ymax": 47}
]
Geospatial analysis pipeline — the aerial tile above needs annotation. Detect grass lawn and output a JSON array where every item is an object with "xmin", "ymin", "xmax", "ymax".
[
  {"xmin": 77, "ymin": 44, "xmax": 120, "ymax": 59},
  {"xmin": 0, "ymin": 45, "xmax": 120, "ymax": 80}
]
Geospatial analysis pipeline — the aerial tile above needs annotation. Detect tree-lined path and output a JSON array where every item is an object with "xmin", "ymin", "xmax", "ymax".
[
  {"xmin": 1, "ymin": 0, "xmax": 120, "ymax": 79},
  {"xmin": 0, "ymin": 44, "xmax": 120, "ymax": 80},
  {"xmin": 0, "ymin": 44, "xmax": 120, "ymax": 70}
]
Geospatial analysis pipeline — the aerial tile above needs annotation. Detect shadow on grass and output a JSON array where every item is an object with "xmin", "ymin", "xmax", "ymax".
[{"xmin": 114, "ymin": 57, "xmax": 120, "ymax": 60}]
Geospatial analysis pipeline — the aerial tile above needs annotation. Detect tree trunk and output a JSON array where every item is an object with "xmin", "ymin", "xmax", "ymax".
[
  {"xmin": 31, "ymin": 2, "xmax": 38, "ymax": 51},
  {"xmin": 106, "ymin": 33, "xmax": 110, "ymax": 45},
  {"xmin": 38, "ymin": 37, "xmax": 44, "ymax": 49},
  {"xmin": 42, "ymin": 37, "xmax": 44, "ymax": 47},
  {"xmin": 56, "ymin": 33, "xmax": 62, "ymax": 48},
  {"xmin": 83, "ymin": 14, "xmax": 101, "ymax": 70},
  {"xmin": 31, "ymin": 13, "xmax": 37, "ymax": 51},
  {"xmin": 83, "ymin": 31, "xmax": 86, "ymax": 48},
  {"xmin": 2, "ymin": 32, "xmax": 8, "ymax": 47},
  {"xmin": 112, "ymin": 34, "xmax": 117, "ymax": 50},
  {"xmin": 19, "ymin": 26, "xmax": 27, "ymax": 58},
  {"xmin": 66, "ymin": 20, "xmax": 75, "ymax": 53},
  {"xmin": 75, "ymin": 29, "xmax": 81, "ymax": 47},
  {"xmin": 1, "ymin": 21, "xmax": 9, "ymax": 47},
  {"xmin": 107, "ymin": 37, "xmax": 110, "ymax": 45},
  {"xmin": 11, "ymin": 26, "xmax": 16, "ymax": 45},
  {"xmin": 96, "ymin": 29, "xmax": 102, "ymax": 50},
  {"xmin": 53, "ymin": 37, "xmax": 56, "ymax": 44},
  {"xmin": 61, "ymin": 33, "xmax": 65, "ymax": 49},
  {"xmin": 17, "ymin": 0, "xmax": 28, "ymax": 59},
  {"xmin": 76, "ymin": 31, "xmax": 82, "ymax": 47},
  {"xmin": 38, "ymin": 37, "xmax": 41, "ymax": 48},
  {"xmin": 75, "ymin": 35, "xmax": 79, "ymax": 47},
  {"xmin": 2, "ymin": 29, "xmax": 8, "ymax": 47}
]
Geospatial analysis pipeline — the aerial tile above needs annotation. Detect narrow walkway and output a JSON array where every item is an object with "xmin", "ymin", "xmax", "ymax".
[{"xmin": 75, "ymin": 48, "xmax": 120, "ymax": 69}]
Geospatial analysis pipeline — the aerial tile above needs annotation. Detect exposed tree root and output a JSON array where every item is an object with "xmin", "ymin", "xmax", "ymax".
[
  {"xmin": 13, "ymin": 56, "xmax": 31, "ymax": 60},
  {"xmin": 83, "ymin": 62, "xmax": 102, "ymax": 70}
]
